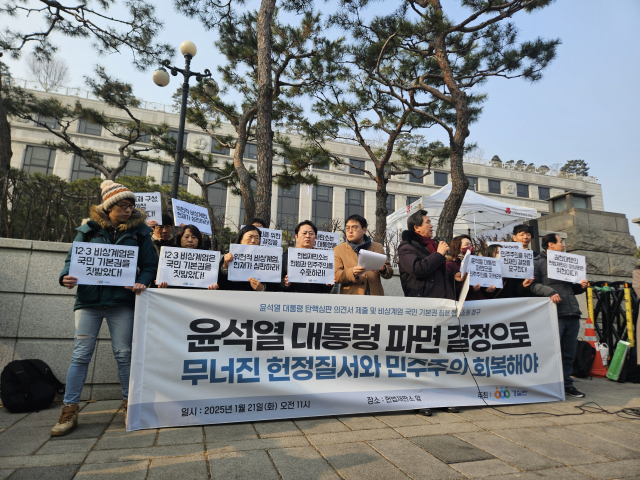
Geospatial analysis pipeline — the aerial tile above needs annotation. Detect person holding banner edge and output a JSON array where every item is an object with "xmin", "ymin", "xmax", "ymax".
[
  {"xmin": 333, "ymin": 214, "xmax": 393, "ymax": 295},
  {"xmin": 53, "ymin": 180, "xmax": 159, "ymax": 437},
  {"xmin": 156, "ymin": 224, "xmax": 220, "ymax": 290},
  {"xmin": 218, "ymin": 225, "xmax": 270, "ymax": 291},
  {"xmin": 282, "ymin": 220, "xmax": 333, "ymax": 293},
  {"xmin": 530, "ymin": 233, "xmax": 588, "ymax": 398}
]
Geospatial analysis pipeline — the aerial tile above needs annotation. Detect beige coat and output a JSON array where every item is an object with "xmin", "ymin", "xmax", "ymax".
[{"xmin": 333, "ymin": 241, "xmax": 393, "ymax": 296}]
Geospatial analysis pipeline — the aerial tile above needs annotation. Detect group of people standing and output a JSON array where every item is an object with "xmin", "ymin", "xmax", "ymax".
[{"xmin": 51, "ymin": 180, "xmax": 588, "ymax": 436}]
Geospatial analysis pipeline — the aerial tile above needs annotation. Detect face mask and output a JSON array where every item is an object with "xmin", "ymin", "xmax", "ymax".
[{"xmin": 461, "ymin": 246, "xmax": 474, "ymax": 255}]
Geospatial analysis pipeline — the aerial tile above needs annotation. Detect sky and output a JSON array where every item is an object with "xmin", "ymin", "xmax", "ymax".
[{"xmin": 4, "ymin": 0, "xmax": 640, "ymax": 245}]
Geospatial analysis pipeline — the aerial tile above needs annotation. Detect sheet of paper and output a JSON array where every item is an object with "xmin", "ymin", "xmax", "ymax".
[
  {"xmin": 228, "ymin": 244, "xmax": 282, "ymax": 283},
  {"xmin": 287, "ymin": 248, "xmax": 335, "ymax": 284},
  {"xmin": 456, "ymin": 273, "xmax": 471, "ymax": 318},
  {"xmin": 500, "ymin": 249, "xmax": 534, "ymax": 279},
  {"xmin": 69, "ymin": 242, "xmax": 138, "ymax": 286},
  {"xmin": 172, "ymin": 198, "xmax": 212, "ymax": 234},
  {"xmin": 459, "ymin": 250, "xmax": 471, "ymax": 276},
  {"xmin": 156, "ymin": 247, "xmax": 220, "ymax": 288},
  {"xmin": 547, "ymin": 250, "xmax": 587, "ymax": 283},
  {"xmin": 357, "ymin": 249, "xmax": 387, "ymax": 272},
  {"xmin": 467, "ymin": 255, "xmax": 503, "ymax": 289},
  {"xmin": 315, "ymin": 231, "xmax": 340, "ymax": 251},
  {"xmin": 134, "ymin": 192, "xmax": 162, "ymax": 222}
]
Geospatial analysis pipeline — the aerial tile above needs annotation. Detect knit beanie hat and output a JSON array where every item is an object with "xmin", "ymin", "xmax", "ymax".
[{"xmin": 100, "ymin": 180, "xmax": 136, "ymax": 211}]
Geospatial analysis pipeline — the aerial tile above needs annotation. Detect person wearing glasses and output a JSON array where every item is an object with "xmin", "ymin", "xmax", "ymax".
[
  {"xmin": 282, "ymin": 220, "xmax": 333, "ymax": 294},
  {"xmin": 218, "ymin": 225, "xmax": 270, "ymax": 291},
  {"xmin": 53, "ymin": 180, "xmax": 158, "ymax": 437},
  {"xmin": 147, "ymin": 213, "xmax": 176, "ymax": 256}
]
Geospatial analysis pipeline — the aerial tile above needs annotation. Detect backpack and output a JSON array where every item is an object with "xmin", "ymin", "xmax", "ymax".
[
  {"xmin": 1, "ymin": 359, "xmax": 65, "ymax": 413},
  {"xmin": 571, "ymin": 339, "xmax": 596, "ymax": 379}
]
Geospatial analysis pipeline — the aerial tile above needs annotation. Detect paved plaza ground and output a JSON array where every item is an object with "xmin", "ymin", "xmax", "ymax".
[{"xmin": 0, "ymin": 377, "xmax": 639, "ymax": 480}]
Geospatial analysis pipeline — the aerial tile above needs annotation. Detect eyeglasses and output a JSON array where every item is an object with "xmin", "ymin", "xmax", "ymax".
[
  {"xmin": 345, "ymin": 226, "xmax": 361, "ymax": 232},
  {"xmin": 298, "ymin": 231, "xmax": 316, "ymax": 237},
  {"xmin": 115, "ymin": 203, "xmax": 135, "ymax": 211}
]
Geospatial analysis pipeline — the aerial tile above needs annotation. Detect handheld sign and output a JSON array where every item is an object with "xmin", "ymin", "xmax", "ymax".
[
  {"xmin": 228, "ymin": 244, "xmax": 282, "ymax": 283},
  {"xmin": 547, "ymin": 250, "xmax": 587, "ymax": 283},
  {"xmin": 467, "ymin": 255, "xmax": 503, "ymax": 288},
  {"xmin": 156, "ymin": 247, "xmax": 220, "ymax": 288},
  {"xmin": 488, "ymin": 242, "xmax": 523, "ymax": 250},
  {"xmin": 315, "ymin": 231, "xmax": 340, "ymax": 251},
  {"xmin": 241, "ymin": 226, "xmax": 282, "ymax": 247},
  {"xmin": 172, "ymin": 198, "xmax": 212, "ymax": 234},
  {"xmin": 357, "ymin": 249, "xmax": 387, "ymax": 272},
  {"xmin": 459, "ymin": 250, "xmax": 471, "ymax": 276},
  {"xmin": 69, "ymin": 242, "xmax": 138, "ymax": 286},
  {"xmin": 287, "ymin": 248, "xmax": 335, "ymax": 284},
  {"xmin": 500, "ymin": 249, "xmax": 534, "ymax": 279},
  {"xmin": 134, "ymin": 192, "xmax": 162, "ymax": 222}
]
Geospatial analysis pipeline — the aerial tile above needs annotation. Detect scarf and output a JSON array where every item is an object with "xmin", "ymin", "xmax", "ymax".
[
  {"xmin": 416, "ymin": 234, "xmax": 437, "ymax": 254},
  {"xmin": 349, "ymin": 234, "xmax": 372, "ymax": 254}
]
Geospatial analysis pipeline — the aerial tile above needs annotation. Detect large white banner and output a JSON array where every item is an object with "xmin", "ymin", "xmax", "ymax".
[
  {"xmin": 172, "ymin": 199, "xmax": 212, "ymax": 234},
  {"xmin": 156, "ymin": 247, "xmax": 220, "ymax": 288},
  {"xmin": 547, "ymin": 250, "xmax": 587, "ymax": 283},
  {"xmin": 287, "ymin": 248, "xmax": 335, "ymax": 284},
  {"xmin": 134, "ymin": 192, "xmax": 162, "ymax": 222},
  {"xmin": 69, "ymin": 242, "xmax": 138, "ymax": 286},
  {"xmin": 128, "ymin": 291, "xmax": 564, "ymax": 431},
  {"xmin": 228, "ymin": 244, "xmax": 282, "ymax": 283}
]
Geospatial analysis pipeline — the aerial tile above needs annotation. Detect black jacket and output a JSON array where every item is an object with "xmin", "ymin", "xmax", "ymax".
[
  {"xmin": 484, "ymin": 278, "xmax": 529, "ymax": 299},
  {"xmin": 397, "ymin": 231, "xmax": 455, "ymax": 299},
  {"xmin": 281, "ymin": 252, "xmax": 333, "ymax": 294},
  {"xmin": 530, "ymin": 251, "xmax": 585, "ymax": 318}
]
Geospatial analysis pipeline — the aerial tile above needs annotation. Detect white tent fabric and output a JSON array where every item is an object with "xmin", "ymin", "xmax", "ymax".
[{"xmin": 386, "ymin": 183, "xmax": 538, "ymax": 237}]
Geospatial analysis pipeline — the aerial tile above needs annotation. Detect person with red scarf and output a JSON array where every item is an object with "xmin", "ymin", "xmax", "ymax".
[{"xmin": 397, "ymin": 209, "xmax": 455, "ymax": 300}]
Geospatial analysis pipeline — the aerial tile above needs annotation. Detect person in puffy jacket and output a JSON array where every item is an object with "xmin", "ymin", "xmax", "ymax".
[
  {"xmin": 530, "ymin": 233, "xmax": 588, "ymax": 398},
  {"xmin": 53, "ymin": 180, "xmax": 158, "ymax": 437},
  {"xmin": 397, "ymin": 209, "xmax": 454, "ymax": 300}
]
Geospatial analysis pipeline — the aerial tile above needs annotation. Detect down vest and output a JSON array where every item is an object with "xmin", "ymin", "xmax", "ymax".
[
  {"xmin": 530, "ymin": 251, "xmax": 585, "ymax": 317},
  {"xmin": 397, "ymin": 231, "xmax": 455, "ymax": 299},
  {"xmin": 59, "ymin": 206, "xmax": 158, "ymax": 311}
]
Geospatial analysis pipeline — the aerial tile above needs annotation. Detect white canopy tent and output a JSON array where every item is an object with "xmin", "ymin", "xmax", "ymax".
[{"xmin": 386, "ymin": 183, "xmax": 538, "ymax": 237}]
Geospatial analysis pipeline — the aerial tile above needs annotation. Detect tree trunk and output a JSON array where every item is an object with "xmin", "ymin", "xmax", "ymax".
[
  {"xmin": 254, "ymin": 0, "xmax": 276, "ymax": 225},
  {"xmin": 0, "ymin": 70, "xmax": 12, "ymax": 237},
  {"xmin": 232, "ymin": 136, "xmax": 255, "ymax": 225},
  {"xmin": 198, "ymin": 181, "xmax": 218, "ymax": 251},
  {"xmin": 374, "ymin": 170, "xmax": 389, "ymax": 244}
]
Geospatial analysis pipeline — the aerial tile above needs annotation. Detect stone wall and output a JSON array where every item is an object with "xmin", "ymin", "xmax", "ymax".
[
  {"xmin": 535, "ymin": 208, "xmax": 637, "ymax": 282},
  {"xmin": 0, "ymin": 238, "xmax": 122, "ymax": 401}
]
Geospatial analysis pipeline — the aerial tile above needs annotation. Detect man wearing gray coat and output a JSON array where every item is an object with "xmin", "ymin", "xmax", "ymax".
[{"xmin": 530, "ymin": 233, "xmax": 588, "ymax": 398}]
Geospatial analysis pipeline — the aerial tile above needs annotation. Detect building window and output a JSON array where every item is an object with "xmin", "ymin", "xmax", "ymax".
[
  {"xmin": 345, "ymin": 189, "xmax": 364, "ymax": 219},
  {"xmin": 162, "ymin": 165, "xmax": 189, "ymax": 189},
  {"xmin": 277, "ymin": 184, "xmax": 300, "ymax": 236},
  {"xmin": 410, "ymin": 169, "xmax": 423, "ymax": 184},
  {"xmin": 467, "ymin": 176, "xmax": 478, "ymax": 191},
  {"xmin": 434, "ymin": 172, "xmax": 448, "ymax": 186},
  {"xmin": 517, "ymin": 183, "xmax": 529, "ymax": 198},
  {"xmin": 203, "ymin": 171, "xmax": 227, "ymax": 215},
  {"xmin": 77, "ymin": 119, "xmax": 102, "ymax": 136},
  {"xmin": 314, "ymin": 161, "xmax": 329, "ymax": 170},
  {"xmin": 138, "ymin": 132, "xmax": 151, "ymax": 144},
  {"xmin": 244, "ymin": 143, "xmax": 258, "ymax": 159},
  {"xmin": 239, "ymin": 179, "xmax": 257, "ymax": 224},
  {"xmin": 211, "ymin": 139, "xmax": 230, "ymax": 156},
  {"xmin": 121, "ymin": 159, "xmax": 148, "ymax": 177},
  {"xmin": 406, "ymin": 196, "xmax": 420, "ymax": 206},
  {"xmin": 70, "ymin": 155, "xmax": 102, "ymax": 181},
  {"xmin": 312, "ymin": 185, "xmax": 333, "ymax": 228},
  {"xmin": 167, "ymin": 130, "xmax": 188, "ymax": 146},
  {"xmin": 488, "ymin": 179, "xmax": 501, "ymax": 194},
  {"xmin": 36, "ymin": 115, "xmax": 59, "ymax": 130},
  {"xmin": 23, "ymin": 146, "xmax": 56, "ymax": 175},
  {"xmin": 386, "ymin": 194, "xmax": 395, "ymax": 213},
  {"xmin": 349, "ymin": 159, "xmax": 365, "ymax": 175},
  {"xmin": 539, "ymin": 186, "xmax": 550, "ymax": 200}
]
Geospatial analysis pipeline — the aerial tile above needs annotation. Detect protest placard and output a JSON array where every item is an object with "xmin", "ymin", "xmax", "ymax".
[
  {"xmin": 467, "ymin": 255, "xmax": 503, "ymax": 288},
  {"xmin": 156, "ymin": 247, "xmax": 220, "ymax": 288},
  {"xmin": 228, "ymin": 244, "xmax": 282, "ymax": 283},
  {"xmin": 69, "ymin": 242, "xmax": 138, "ymax": 286},
  {"xmin": 357, "ymin": 250, "xmax": 387, "ymax": 272},
  {"xmin": 134, "ymin": 192, "xmax": 162, "ymax": 222},
  {"xmin": 547, "ymin": 250, "xmax": 587, "ymax": 283},
  {"xmin": 241, "ymin": 226, "xmax": 283, "ymax": 247},
  {"xmin": 287, "ymin": 248, "xmax": 335, "ymax": 284},
  {"xmin": 500, "ymin": 249, "xmax": 535, "ymax": 279},
  {"xmin": 459, "ymin": 250, "xmax": 471, "ymax": 276},
  {"xmin": 315, "ymin": 231, "xmax": 340, "ymax": 250},
  {"xmin": 172, "ymin": 199, "xmax": 212, "ymax": 234},
  {"xmin": 488, "ymin": 242, "xmax": 523, "ymax": 250}
]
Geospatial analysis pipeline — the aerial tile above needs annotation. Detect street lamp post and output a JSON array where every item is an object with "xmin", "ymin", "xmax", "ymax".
[{"xmin": 152, "ymin": 41, "xmax": 216, "ymax": 199}]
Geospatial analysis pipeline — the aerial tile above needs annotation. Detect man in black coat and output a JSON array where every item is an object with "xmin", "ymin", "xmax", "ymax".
[
  {"xmin": 397, "ymin": 209, "xmax": 455, "ymax": 300},
  {"xmin": 530, "ymin": 233, "xmax": 588, "ymax": 398}
]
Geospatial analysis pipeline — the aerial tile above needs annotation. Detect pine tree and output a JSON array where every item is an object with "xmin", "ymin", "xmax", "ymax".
[{"xmin": 560, "ymin": 159, "xmax": 589, "ymax": 177}]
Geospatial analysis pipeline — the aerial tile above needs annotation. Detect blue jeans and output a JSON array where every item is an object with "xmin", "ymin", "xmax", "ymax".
[
  {"xmin": 64, "ymin": 306, "xmax": 134, "ymax": 404},
  {"xmin": 558, "ymin": 315, "xmax": 581, "ymax": 388}
]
